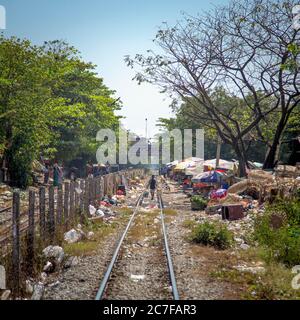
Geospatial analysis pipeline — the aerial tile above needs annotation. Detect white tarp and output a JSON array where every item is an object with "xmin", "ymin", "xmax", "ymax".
[{"xmin": 204, "ymin": 159, "xmax": 237, "ymax": 171}]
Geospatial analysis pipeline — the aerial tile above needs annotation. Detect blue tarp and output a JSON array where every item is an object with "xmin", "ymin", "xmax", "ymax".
[{"xmin": 192, "ymin": 171, "xmax": 223, "ymax": 183}]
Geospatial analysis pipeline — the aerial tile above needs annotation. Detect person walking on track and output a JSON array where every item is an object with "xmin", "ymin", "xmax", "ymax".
[{"xmin": 148, "ymin": 175, "xmax": 157, "ymax": 200}]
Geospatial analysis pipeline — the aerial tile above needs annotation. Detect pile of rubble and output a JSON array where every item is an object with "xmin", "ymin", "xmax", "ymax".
[
  {"xmin": 183, "ymin": 166, "xmax": 300, "ymax": 252},
  {"xmin": 203, "ymin": 166, "xmax": 300, "ymax": 220},
  {"xmin": 228, "ymin": 167, "xmax": 300, "ymax": 203}
]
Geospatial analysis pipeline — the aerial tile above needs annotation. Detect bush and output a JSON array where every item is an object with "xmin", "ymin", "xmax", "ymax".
[
  {"xmin": 190, "ymin": 195, "xmax": 208, "ymax": 210},
  {"xmin": 254, "ymin": 197, "xmax": 300, "ymax": 266},
  {"xmin": 190, "ymin": 222, "xmax": 233, "ymax": 250}
]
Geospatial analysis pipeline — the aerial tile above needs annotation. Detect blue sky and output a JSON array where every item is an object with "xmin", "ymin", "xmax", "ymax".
[{"xmin": 1, "ymin": 0, "xmax": 227, "ymax": 138}]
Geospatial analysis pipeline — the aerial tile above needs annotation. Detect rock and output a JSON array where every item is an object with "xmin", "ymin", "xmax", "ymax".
[
  {"xmin": 89, "ymin": 216, "xmax": 105, "ymax": 222},
  {"xmin": 77, "ymin": 224, "xmax": 82, "ymax": 230},
  {"xmin": 96, "ymin": 209, "xmax": 105, "ymax": 217},
  {"xmin": 43, "ymin": 246, "xmax": 65, "ymax": 266},
  {"xmin": 240, "ymin": 243, "xmax": 250, "ymax": 250},
  {"xmin": 40, "ymin": 272, "xmax": 47, "ymax": 283},
  {"xmin": 101, "ymin": 207, "xmax": 114, "ymax": 216},
  {"xmin": 64, "ymin": 256, "xmax": 80, "ymax": 269},
  {"xmin": 26, "ymin": 279, "xmax": 34, "ymax": 294},
  {"xmin": 1, "ymin": 290, "xmax": 11, "ymax": 300},
  {"xmin": 87, "ymin": 231, "xmax": 95, "ymax": 240},
  {"xmin": 234, "ymin": 237, "xmax": 244, "ymax": 244},
  {"xmin": 64, "ymin": 229, "xmax": 83, "ymax": 244},
  {"xmin": 233, "ymin": 265, "xmax": 266, "ymax": 274},
  {"xmin": 48, "ymin": 281, "xmax": 60, "ymax": 288},
  {"xmin": 31, "ymin": 282, "xmax": 45, "ymax": 300},
  {"xmin": 75, "ymin": 187, "xmax": 82, "ymax": 194},
  {"xmin": 89, "ymin": 205, "xmax": 97, "ymax": 216},
  {"xmin": 0, "ymin": 265, "xmax": 6, "ymax": 289},
  {"xmin": 167, "ymin": 286, "xmax": 173, "ymax": 293},
  {"xmin": 205, "ymin": 205, "xmax": 222, "ymax": 215},
  {"xmin": 130, "ymin": 274, "xmax": 145, "ymax": 282},
  {"xmin": 136, "ymin": 241, "xmax": 144, "ymax": 247},
  {"xmin": 43, "ymin": 261, "xmax": 54, "ymax": 273}
]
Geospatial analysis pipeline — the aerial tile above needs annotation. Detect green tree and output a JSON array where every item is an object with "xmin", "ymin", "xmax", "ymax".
[
  {"xmin": 0, "ymin": 37, "xmax": 121, "ymax": 187},
  {"xmin": 126, "ymin": 0, "xmax": 300, "ymax": 175}
]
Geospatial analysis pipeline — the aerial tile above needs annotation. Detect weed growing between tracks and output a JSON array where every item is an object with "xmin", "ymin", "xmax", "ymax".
[{"xmin": 128, "ymin": 210, "xmax": 160, "ymax": 243}]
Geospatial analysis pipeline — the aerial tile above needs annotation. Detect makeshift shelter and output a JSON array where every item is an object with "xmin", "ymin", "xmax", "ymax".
[
  {"xmin": 192, "ymin": 171, "xmax": 223, "ymax": 183},
  {"xmin": 174, "ymin": 161, "xmax": 189, "ymax": 172},
  {"xmin": 172, "ymin": 158, "xmax": 203, "ymax": 183},
  {"xmin": 174, "ymin": 157, "xmax": 203, "ymax": 172},
  {"xmin": 203, "ymin": 159, "xmax": 237, "ymax": 172},
  {"xmin": 166, "ymin": 160, "xmax": 179, "ymax": 167},
  {"xmin": 185, "ymin": 158, "xmax": 204, "ymax": 176}
]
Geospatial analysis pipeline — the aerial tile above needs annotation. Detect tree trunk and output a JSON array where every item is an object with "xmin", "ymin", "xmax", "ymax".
[
  {"xmin": 233, "ymin": 142, "xmax": 248, "ymax": 177},
  {"xmin": 263, "ymin": 116, "xmax": 286, "ymax": 170},
  {"xmin": 237, "ymin": 153, "xmax": 248, "ymax": 177},
  {"xmin": 215, "ymin": 135, "xmax": 221, "ymax": 168}
]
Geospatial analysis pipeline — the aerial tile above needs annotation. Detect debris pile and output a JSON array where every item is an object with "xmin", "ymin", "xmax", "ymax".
[
  {"xmin": 175, "ymin": 164, "xmax": 300, "ymax": 247},
  {"xmin": 64, "ymin": 225, "xmax": 86, "ymax": 244},
  {"xmin": 42, "ymin": 246, "xmax": 65, "ymax": 271}
]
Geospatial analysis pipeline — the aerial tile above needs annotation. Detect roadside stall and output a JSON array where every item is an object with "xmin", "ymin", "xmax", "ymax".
[
  {"xmin": 166, "ymin": 160, "xmax": 179, "ymax": 179},
  {"xmin": 203, "ymin": 159, "xmax": 238, "ymax": 174},
  {"xmin": 191, "ymin": 170, "xmax": 225, "ymax": 197},
  {"xmin": 173, "ymin": 161, "xmax": 188, "ymax": 183},
  {"xmin": 173, "ymin": 158, "xmax": 203, "ymax": 185}
]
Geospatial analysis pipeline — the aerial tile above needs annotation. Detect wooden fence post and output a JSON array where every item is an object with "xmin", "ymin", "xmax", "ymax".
[
  {"xmin": 39, "ymin": 187, "xmax": 46, "ymax": 242},
  {"xmin": 93, "ymin": 178, "xmax": 97, "ymax": 202},
  {"xmin": 89, "ymin": 177, "xmax": 93, "ymax": 205},
  {"xmin": 100, "ymin": 177, "xmax": 104, "ymax": 200},
  {"xmin": 74, "ymin": 180, "xmax": 80, "ymax": 211},
  {"xmin": 48, "ymin": 186, "xmax": 55, "ymax": 242},
  {"xmin": 104, "ymin": 175, "xmax": 108, "ymax": 195},
  {"xmin": 12, "ymin": 191, "xmax": 20, "ymax": 298},
  {"xmin": 57, "ymin": 186, "xmax": 63, "ymax": 225},
  {"xmin": 80, "ymin": 179, "xmax": 85, "ymax": 224},
  {"xmin": 27, "ymin": 189, "xmax": 35, "ymax": 274},
  {"xmin": 69, "ymin": 181, "xmax": 75, "ymax": 223},
  {"xmin": 84, "ymin": 178, "xmax": 90, "ymax": 216},
  {"xmin": 63, "ymin": 182, "xmax": 70, "ymax": 229},
  {"xmin": 95, "ymin": 177, "xmax": 100, "ymax": 201},
  {"xmin": 79, "ymin": 179, "xmax": 84, "ymax": 212},
  {"xmin": 112, "ymin": 174, "xmax": 116, "ymax": 194},
  {"xmin": 89, "ymin": 178, "xmax": 94, "ymax": 203}
]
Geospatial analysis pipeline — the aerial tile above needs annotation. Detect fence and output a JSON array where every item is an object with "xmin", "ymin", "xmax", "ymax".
[{"xmin": 0, "ymin": 168, "xmax": 145, "ymax": 297}]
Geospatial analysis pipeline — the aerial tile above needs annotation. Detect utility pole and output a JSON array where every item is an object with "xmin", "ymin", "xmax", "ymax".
[{"xmin": 145, "ymin": 118, "xmax": 148, "ymax": 140}]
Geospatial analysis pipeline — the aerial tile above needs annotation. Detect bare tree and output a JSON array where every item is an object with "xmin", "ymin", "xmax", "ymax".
[{"xmin": 126, "ymin": 0, "xmax": 300, "ymax": 176}]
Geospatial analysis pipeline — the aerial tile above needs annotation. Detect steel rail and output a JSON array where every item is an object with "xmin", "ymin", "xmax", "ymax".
[
  {"xmin": 95, "ymin": 179, "xmax": 180, "ymax": 300},
  {"xmin": 95, "ymin": 191, "xmax": 145, "ymax": 300},
  {"xmin": 157, "ymin": 193, "xmax": 180, "ymax": 300}
]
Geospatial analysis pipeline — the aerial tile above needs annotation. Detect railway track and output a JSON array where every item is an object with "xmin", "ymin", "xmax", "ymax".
[{"xmin": 95, "ymin": 180, "xmax": 179, "ymax": 300}]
